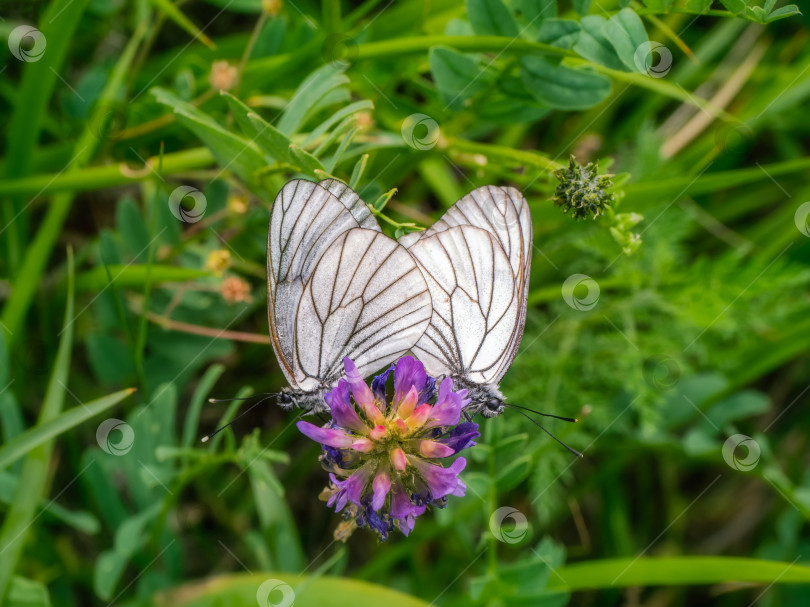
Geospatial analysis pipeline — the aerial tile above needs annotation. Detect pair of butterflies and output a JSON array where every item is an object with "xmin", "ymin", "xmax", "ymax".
[{"xmin": 266, "ymin": 178, "xmax": 532, "ymax": 420}]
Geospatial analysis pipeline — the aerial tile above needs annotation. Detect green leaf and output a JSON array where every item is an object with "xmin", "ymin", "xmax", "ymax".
[
  {"xmin": 514, "ymin": 0, "xmax": 557, "ymax": 36},
  {"xmin": 155, "ymin": 573, "xmax": 434, "ymax": 607},
  {"xmin": 0, "ymin": 250, "xmax": 75, "ymax": 601},
  {"xmin": 152, "ymin": 88, "xmax": 267, "ymax": 187},
  {"xmin": 0, "ymin": 471, "xmax": 100, "ymax": 534},
  {"xmin": 467, "ymin": 0, "xmax": 519, "ymax": 37},
  {"xmin": 497, "ymin": 455, "xmax": 533, "ymax": 490},
  {"xmin": 182, "ymin": 364, "xmax": 225, "ymax": 449},
  {"xmin": 537, "ymin": 19, "xmax": 581, "ymax": 49},
  {"xmin": 572, "ymin": 0, "xmax": 592, "ymax": 15},
  {"xmin": 602, "ymin": 8, "xmax": 649, "ymax": 72},
  {"xmin": 548, "ymin": 557, "xmax": 810, "ymax": 590},
  {"xmin": 199, "ymin": 0, "xmax": 263, "ymax": 12},
  {"xmin": 764, "ymin": 4, "xmax": 801, "ymax": 22},
  {"xmin": 94, "ymin": 503, "xmax": 162, "ymax": 600},
  {"xmin": 521, "ymin": 56, "xmax": 612, "ymax": 109},
  {"xmin": 718, "ymin": 0, "xmax": 746, "ymax": 14},
  {"xmin": 7, "ymin": 576, "xmax": 51, "ymax": 607},
  {"xmin": 642, "ymin": 0, "xmax": 674, "ymax": 10},
  {"xmin": 0, "ymin": 389, "xmax": 134, "ymax": 470},
  {"xmin": 277, "ymin": 64, "xmax": 350, "ymax": 136},
  {"xmin": 573, "ymin": 16, "xmax": 627, "ymax": 71},
  {"xmin": 429, "ymin": 46, "xmax": 494, "ymax": 109}
]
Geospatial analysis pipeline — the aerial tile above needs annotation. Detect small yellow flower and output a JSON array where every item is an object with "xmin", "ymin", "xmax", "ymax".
[
  {"xmin": 209, "ymin": 61, "xmax": 238, "ymax": 91},
  {"xmin": 206, "ymin": 249, "xmax": 231, "ymax": 275},
  {"xmin": 355, "ymin": 111, "xmax": 374, "ymax": 132},
  {"xmin": 262, "ymin": 0, "xmax": 283, "ymax": 16},
  {"xmin": 228, "ymin": 194, "xmax": 249, "ymax": 215}
]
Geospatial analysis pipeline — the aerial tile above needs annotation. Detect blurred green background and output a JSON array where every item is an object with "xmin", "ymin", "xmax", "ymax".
[{"xmin": 2, "ymin": 0, "xmax": 810, "ymax": 606}]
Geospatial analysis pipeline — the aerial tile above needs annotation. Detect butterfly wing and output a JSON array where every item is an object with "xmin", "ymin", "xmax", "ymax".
[
  {"xmin": 295, "ymin": 228, "xmax": 432, "ymax": 387},
  {"xmin": 318, "ymin": 178, "xmax": 379, "ymax": 231},
  {"xmin": 407, "ymin": 225, "xmax": 519, "ymax": 384},
  {"xmin": 267, "ymin": 179, "xmax": 366, "ymax": 387},
  {"xmin": 403, "ymin": 186, "xmax": 532, "ymax": 383}
]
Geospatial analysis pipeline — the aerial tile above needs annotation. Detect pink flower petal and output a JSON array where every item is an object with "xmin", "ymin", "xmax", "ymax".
[
  {"xmin": 408, "ymin": 456, "xmax": 467, "ymax": 500},
  {"xmin": 371, "ymin": 472, "xmax": 391, "ymax": 511},
  {"xmin": 369, "ymin": 425, "xmax": 387, "ymax": 441},
  {"xmin": 396, "ymin": 385, "xmax": 419, "ymax": 418},
  {"xmin": 406, "ymin": 403, "xmax": 432, "ymax": 430},
  {"xmin": 344, "ymin": 357, "xmax": 385, "ymax": 425},
  {"xmin": 296, "ymin": 421, "xmax": 354, "ymax": 448},
  {"xmin": 417, "ymin": 440, "xmax": 455, "ymax": 459},
  {"xmin": 390, "ymin": 447, "xmax": 407, "ymax": 471},
  {"xmin": 325, "ymin": 379, "xmax": 368, "ymax": 434},
  {"xmin": 350, "ymin": 438, "xmax": 375, "ymax": 453},
  {"xmin": 393, "ymin": 356, "xmax": 427, "ymax": 406},
  {"xmin": 424, "ymin": 377, "xmax": 463, "ymax": 428}
]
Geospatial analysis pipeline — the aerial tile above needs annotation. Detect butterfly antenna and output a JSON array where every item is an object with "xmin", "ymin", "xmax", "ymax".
[
  {"xmin": 502, "ymin": 403, "xmax": 583, "ymax": 458},
  {"xmin": 506, "ymin": 402, "xmax": 578, "ymax": 423},
  {"xmin": 208, "ymin": 393, "xmax": 276, "ymax": 403},
  {"xmin": 201, "ymin": 393, "xmax": 277, "ymax": 443}
]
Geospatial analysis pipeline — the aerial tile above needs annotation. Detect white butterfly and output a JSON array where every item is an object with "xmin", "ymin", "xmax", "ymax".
[
  {"xmin": 398, "ymin": 185, "xmax": 533, "ymax": 418},
  {"xmin": 266, "ymin": 179, "xmax": 433, "ymax": 413}
]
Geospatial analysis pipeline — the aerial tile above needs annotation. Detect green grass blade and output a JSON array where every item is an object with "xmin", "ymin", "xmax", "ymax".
[
  {"xmin": 548, "ymin": 556, "xmax": 810, "ymax": 591},
  {"xmin": 1, "ymin": 0, "xmax": 91, "ymax": 269},
  {"xmin": 154, "ymin": 573, "xmax": 432, "ymax": 607},
  {"xmin": 0, "ymin": 24, "xmax": 147, "ymax": 345},
  {"xmin": 147, "ymin": 0, "xmax": 216, "ymax": 49},
  {"xmin": 0, "ymin": 249, "xmax": 75, "ymax": 601},
  {"xmin": 0, "ymin": 388, "xmax": 135, "ymax": 470},
  {"xmin": 0, "ymin": 148, "xmax": 214, "ymax": 197}
]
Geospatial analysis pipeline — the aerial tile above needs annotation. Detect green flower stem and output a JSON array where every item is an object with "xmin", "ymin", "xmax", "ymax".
[
  {"xmin": 353, "ymin": 36, "xmax": 726, "ymax": 116},
  {"xmin": 449, "ymin": 139, "xmax": 564, "ymax": 173},
  {"xmin": 0, "ymin": 147, "xmax": 214, "ymax": 197},
  {"xmin": 354, "ymin": 36, "xmax": 573, "ymax": 61}
]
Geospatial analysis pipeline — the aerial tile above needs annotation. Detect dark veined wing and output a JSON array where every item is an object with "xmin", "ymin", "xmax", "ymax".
[
  {"xmin": 267, "ymin": 179, "xmax": 365, "ymax": 387},
  {"xmin": 295, "ymin": 228, "xmax": 432, "ymax": 389},
  {"xmin": 318, "ymin": 178, "xmax": 380, "ymax": 231},
  {"xmin": 407, "ymin": 225, "xmax": 519, "ymax": 385},
  {"xmin": 401, "ymin": 185, "xmax": 532, "ymax": 381}
]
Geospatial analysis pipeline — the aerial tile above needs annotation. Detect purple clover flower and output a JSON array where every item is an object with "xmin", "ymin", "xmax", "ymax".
[{"xmin": 297, "ymin": 356, "xmax": 479, "ymax": 540}]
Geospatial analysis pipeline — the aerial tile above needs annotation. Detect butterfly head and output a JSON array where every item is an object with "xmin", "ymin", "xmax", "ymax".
[
  {"xmin": 455, "ymin": 379, "xmax": 505, "ymax": 419},
  {"xmin": 278, "ymin": 386, "xmax": 331, "ymax": 415}
]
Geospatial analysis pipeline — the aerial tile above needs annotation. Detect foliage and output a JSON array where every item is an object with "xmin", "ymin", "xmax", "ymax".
[{"xmin": 1, "ymin": 0, "xmax": 810, "ymax": 606}]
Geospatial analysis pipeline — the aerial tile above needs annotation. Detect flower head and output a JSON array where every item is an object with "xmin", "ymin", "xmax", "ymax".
[
  {"xmin": 297, "ymin": 356, "xmax": 478, "ymax": 541},
  {"xmin": 552, "ymin": 155, "xmax": 614, "ymax": 220}
]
